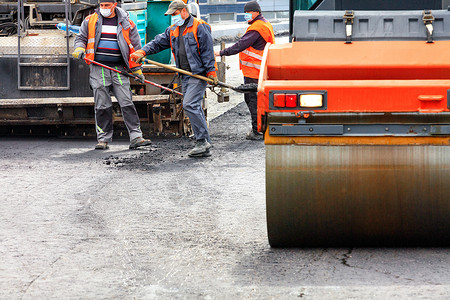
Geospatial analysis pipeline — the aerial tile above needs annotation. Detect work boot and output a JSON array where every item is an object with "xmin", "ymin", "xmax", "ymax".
[
  {"xmin": 129, "ymin": 137, "xmax": 152, "ymax": 149},
  {"xmin": 246, "ymin": 129, "xmax": 264, "ymax": 140},
  {"xmin": 188, "ymin": 139, "xmax": 212, "ymax": 157},
  {"xmin": 95, "ymin": 141, "xmax": 109, "ymax": 150}
]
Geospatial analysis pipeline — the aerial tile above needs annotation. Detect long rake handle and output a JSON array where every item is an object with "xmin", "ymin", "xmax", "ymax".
[
  {"xmin": 84, "ymin": 58, "xmax": 183, "ymax": 96},
  {"xmin": 142, "ymin": 58, "xmax": 236, "ymax": 90}
]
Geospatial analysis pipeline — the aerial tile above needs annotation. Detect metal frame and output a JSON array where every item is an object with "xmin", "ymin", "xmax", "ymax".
[
  {"xmin": 269, "ymin": 123, "xmax": 450, "ymax": 136},
  {"xmin": 448, "ymin": 89, "xmax": 450, "ymax": 109},
  {"xmin": 17, "ymin": 0, "xmax": 71, "ymax": 91}
]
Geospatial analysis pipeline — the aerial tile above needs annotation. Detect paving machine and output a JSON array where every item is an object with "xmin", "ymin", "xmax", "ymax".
[
  {"xmin": 0, "ymin": 0, "xmax": 212, "ymax": 138},
  {"xmin": 260, "ymin": 0, "xmax": 450, "ymax": 246}
]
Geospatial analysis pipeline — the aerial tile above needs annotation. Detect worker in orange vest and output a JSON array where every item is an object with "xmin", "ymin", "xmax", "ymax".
[
  {"xmin": 72, "ymin": 0, "xmax": 152, "ymax": 150},
  {"xmin": 131, "ymin": 0, "xmax": 218, "ymax": 157},
  {"xmin": 215, "ymin": 1, "xmax": 275, "ymax": 140}
]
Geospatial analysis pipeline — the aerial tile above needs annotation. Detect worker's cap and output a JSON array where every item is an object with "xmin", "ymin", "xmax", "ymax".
[
  {"xmin": 165, "ymin": 0, "xmax": 187, "ymax": 16},
  {"xmin": 244, "ymin": 1, "xmax": 261, "ymax": 13},
  {"xmin": 98, "ymin": 0, "xmax": 116, "ymax": 3}
]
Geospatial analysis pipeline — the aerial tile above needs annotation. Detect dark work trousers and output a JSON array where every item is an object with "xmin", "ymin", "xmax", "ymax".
[
  {"xmin": 89, "ymin": 64, "xmax": 142, "ymax": 143},
  {"xmin": 181, "ymin": 75, "xmax": 210, "ymax": 142},
  {"xmin": 244, "ymin": 76, "xmax": 259, "ymax": 133}
]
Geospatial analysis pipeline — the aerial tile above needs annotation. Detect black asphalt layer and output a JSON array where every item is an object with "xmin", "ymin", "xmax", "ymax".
[{"xmin": 1, "ymin": 103, "xmax": 449, "ymax": 299}]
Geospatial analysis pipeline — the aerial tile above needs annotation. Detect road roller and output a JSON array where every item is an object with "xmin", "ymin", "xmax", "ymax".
[{"xmin": 259, "ymin": 6, "xmax": 450, "ymax": 247}]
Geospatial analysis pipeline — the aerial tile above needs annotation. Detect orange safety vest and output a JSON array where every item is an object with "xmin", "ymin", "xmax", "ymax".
[
  {"xmin": 85, "ymin": 13, "xmax": 140, "ymax": 69},
  {"xmin": 169, "ymin": 18, "xmax": 218, "ymax": 77},
  {"xmin": 169, "ymin": 18, "xmax": 204, "ymax": 54},
  {"xmin": 239, "ymin": 19, "xmax": 275, "ymax": 79}
]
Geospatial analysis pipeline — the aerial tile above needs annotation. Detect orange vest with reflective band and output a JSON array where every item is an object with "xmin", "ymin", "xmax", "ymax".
[
  {"xmin": 169, "ymin": 18, "xmax": 218, "ymax": 76},
  {"xmin": 85, "ymin": 13, "xmax": 140, "ymax": 69},
  {"xmin": 169, "ymin": 18, "xmax": 205, "ymax": 55},
  {"xmin": 239, "ymin": 19, "xmax": 275, "ymax": 79}
]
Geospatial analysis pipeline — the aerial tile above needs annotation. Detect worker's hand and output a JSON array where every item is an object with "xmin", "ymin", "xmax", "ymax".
[
  {"xmin": 214, "ymin": 50, "xmax": 221, "ymax": 57},
  {"xmin": 130, "ymin": 49, "xmax": 146, "ymax": 64},
  {"xmin": 208, "ymin": 74, "xmax": 219, "ymax": 85},
  {"xmin": 72, "ymin": 47, "xmax": 85, "ymax": 60},
  {"xmin": 132, "ymin": 69, "xmax": 145, "ymax": 84}
]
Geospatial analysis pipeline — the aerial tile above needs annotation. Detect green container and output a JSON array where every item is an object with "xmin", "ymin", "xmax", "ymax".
[
  {"xmin": 146, "ymin": 1, "xmax": 172, "ymax": 64},
  {"xmin": 128, "ymin": 9, "xmax": 147, "ymax": 47}
]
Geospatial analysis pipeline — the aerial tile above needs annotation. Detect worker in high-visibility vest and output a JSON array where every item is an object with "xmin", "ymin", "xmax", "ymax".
[
  {"xmin": 131, "ymin": 0, "xmax": 218, "ymax": 158},
  {"xmin": 215, "ymin": 1, "xmax": 275, "ymax": 140},
  {"xmin": 72, "ymin": 0, "xmax": 151, "ymax": 150}
]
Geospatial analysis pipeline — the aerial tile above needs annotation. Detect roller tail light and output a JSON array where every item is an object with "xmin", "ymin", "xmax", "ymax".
[{"xmin": 272, "ymin": 91, "xmax": 326, "ymax": 109}]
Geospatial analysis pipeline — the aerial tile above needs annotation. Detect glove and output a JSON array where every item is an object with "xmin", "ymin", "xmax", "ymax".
[
  {"xmin": 132, "ymin": 69, "xmax": 145, "ymax": 84},
  {"xmin": 72, "ymin": 47, "xmax": 85, "ymax": 60},
  {"xmin": 130, "ymin": 49, "xmax": 146, "ymax": 64},
  {"xmin": 208, "ymin": 74, "xmax": 219, "ymax": 86}
]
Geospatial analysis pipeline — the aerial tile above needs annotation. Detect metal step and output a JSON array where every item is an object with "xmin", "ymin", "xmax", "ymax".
[
  {"xmin": 16, "ymin": 0, "xmax": 71, "ymax": 91},
  {"xmin": 18, "ymin": 86, "xmax": 71, "ymax": 91},
  {"xmin": 19, "ymin": 62, "xmax": 69, "ymax": 67}
]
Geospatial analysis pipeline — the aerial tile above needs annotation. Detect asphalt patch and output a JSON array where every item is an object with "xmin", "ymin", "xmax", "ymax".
[{"xmin": 103, "ymin": 102, "xmax": 264, "ymax": 171}]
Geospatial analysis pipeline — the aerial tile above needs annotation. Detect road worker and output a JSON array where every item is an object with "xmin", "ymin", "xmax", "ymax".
[
  {"xmin": 215, "ymin": 1, "xmax": 275, "ymax": 140},
  {"xmin": 131, "ymin": 0, "xmax": 218, "ymax": 158},
  {"xmin": 72, "ymin": 0, "xmax": 152, "ymax": 150}
]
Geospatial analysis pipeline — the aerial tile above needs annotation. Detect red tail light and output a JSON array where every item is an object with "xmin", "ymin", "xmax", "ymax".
[
  {"xmin": 273, "ymin": 94, "xmax": 286, "ymax": 107},
  {"xmin": 286, "ymin": 94, "xmax": 297, "ymax": 107}
]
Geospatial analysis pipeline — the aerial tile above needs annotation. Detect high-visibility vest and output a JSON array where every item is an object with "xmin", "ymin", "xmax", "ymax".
[
  {"xmin": 239, "ymin": 19, "xmax": 275, "ymax": 79},
  {"xmin": 85, "ymin": 13, "xmax": 140, "ymax": 69},
  {"xmin": 169, "ymin": 18, "xmax": 218, "ymax": 77},
  {"xmin": 169, "ymin": 17, "xmax": 206, "ymax": 55}
]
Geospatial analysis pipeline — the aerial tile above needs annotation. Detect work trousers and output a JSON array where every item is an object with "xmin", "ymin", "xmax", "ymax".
[
  {"xmin": 244, "ymin": 76, "xmax": 259, "ymax": 133},
  {"xmin": 181, "ymin": 75, "xmax": 210, "ymax": 141},
  {"xmin": 89, "ymin": 64, "xmax": 142, "ymax": 143}
]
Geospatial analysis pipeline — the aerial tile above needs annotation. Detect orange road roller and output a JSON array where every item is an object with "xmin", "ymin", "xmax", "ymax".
[{"xmin": 258, "ymin": 10, "xmax": 450, "ymax": 247}]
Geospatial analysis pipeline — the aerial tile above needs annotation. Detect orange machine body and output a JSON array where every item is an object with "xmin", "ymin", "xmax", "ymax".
[{"xmin": 257, "ymin": 40, "xmax": 450, "ymax": 131}]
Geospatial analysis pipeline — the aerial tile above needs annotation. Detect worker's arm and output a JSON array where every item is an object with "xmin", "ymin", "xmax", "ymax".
[
  {"xmin": 72, "ymin": 16, "xmax": 91, "ymax": 59},
  {"xmin": 218, "ymin": 30, "xmax": 262, "ymax": 56},
  {"xmin": 73, "ymin": 17, "xmax": 90, "ymax": 49},
  {"xmin": 141, "ymin": 26, "xmax": 172, "ymax": 55},
  {"xmin": 132, "ymin": 26, "xmax": 171, "ymax": 64},
  {"xmin": 128, "ymin": 20, "xmax": 142, "ymax": 51},
  {"xmin": 196, "ymin": 22, "xmax": 217, "ymax": 77},
  {"xmin": 128, "ymin": 19, "xmax": 143, "ymax": 71}
]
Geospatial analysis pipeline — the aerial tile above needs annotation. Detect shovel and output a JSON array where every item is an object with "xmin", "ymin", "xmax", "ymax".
[
  {"xmin": 84, "ymin": 58, "xmax": 183, "ymax": 96},
  {"xmin": 141, "ymin": 58, "xmax": 258, "ymax": 94}
]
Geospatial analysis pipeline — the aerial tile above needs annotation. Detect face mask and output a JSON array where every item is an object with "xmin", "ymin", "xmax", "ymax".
[
  {"xmin": 172, "ymin": 14, "xmax": 185, "ymax": 27},
  {"xmin": 100, "ymin": 7, "xmax": 112, "ymax": 18},
  {"xmin": 244, "ymin": 13, "xmax": 253, "ymax": 21}
]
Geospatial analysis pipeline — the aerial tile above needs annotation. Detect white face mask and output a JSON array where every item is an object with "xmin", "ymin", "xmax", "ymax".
[
  {"xmin": 171, "ymin": 14, "xmax": 185, "ymax": 27},
  {"xmin": 100, "ymin": 8, "xmax": 112, "ymax": 18}
]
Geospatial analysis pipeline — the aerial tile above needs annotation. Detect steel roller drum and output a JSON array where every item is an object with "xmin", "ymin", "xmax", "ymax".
[{"xmin": 266, "ymin": 142, "xmax": 450, "ymax": 247}]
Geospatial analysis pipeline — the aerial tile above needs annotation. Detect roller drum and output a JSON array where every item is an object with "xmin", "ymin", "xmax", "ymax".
[{"xmin": 266, "ymin": 144, "xmax": 450, "ymax": 247}]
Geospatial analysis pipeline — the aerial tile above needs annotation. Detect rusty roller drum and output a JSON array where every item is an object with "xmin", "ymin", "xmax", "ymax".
[{"xmin": 266, "ymin": 137, "xmax": 450, "ymax": 247}]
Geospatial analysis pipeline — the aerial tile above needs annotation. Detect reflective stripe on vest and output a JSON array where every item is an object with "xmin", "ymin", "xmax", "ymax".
[
  {"xmin": 239, "ymin": 19, "xmax": 275, "ymax": 79},
  {"xmin": 241, "ymin": 49, "xmax": 263, "ymax": 61},
  {"xmin": 85, "ymin": 13, "xmax": 97, "ymax": 62},
  {"xmin": 239, "ymin": 59, "xmax": 261, "ymax": 70},
  {"xmin": 85, "ymin": 13, "xmax": 140, "ymax": 69}
]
